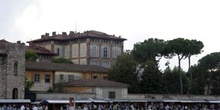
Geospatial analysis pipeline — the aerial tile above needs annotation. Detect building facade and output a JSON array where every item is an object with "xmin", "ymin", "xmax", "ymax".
[
  {"xmin": 0, "ymin": 40, "xmax": 25, "ymax": 99},
  {"xmin": 28, "ymin": 30, "xmax": 126, "ymax": 68},
  {"xmin": 25, "ymin": 61, "xmax": 108, "ymax": 92}
]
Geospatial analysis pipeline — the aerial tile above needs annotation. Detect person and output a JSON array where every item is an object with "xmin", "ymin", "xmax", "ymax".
[
  {"xmin": 20, "ymin": 105, "xmax": 25, "ymax": 110},
  {"xmin": 32, "ymin": 105, "xmax": 38, "ymax": 110},
  {"xmin": 45, "ymin": 105, "xmax": 48, "ymax": 110}
]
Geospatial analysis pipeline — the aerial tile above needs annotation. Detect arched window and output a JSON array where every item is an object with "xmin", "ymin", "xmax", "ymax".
[
  {"xmin": 12, "ymin": 88, "xmax": 18, "ymax": 99},
  {"xmin": 90, "ymin": 45, "xmax": 99, "ymax": 57},
  {"xmin": 14, "ymin": 62, "xmax": 18, "ymax": 76},
  {"xmin": 101, "ymin": 46, "xmax": 110, "ymax": 58},
  {"xmin": 112, "ymin": 47, "xmax": 121, "ymax": 58}
]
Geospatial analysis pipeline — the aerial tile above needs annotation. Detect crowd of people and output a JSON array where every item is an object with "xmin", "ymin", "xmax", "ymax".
[
  {"xmin": 1, "ymin": 102, "xmax": 220, "ymax": 110},
  {"xmin": 59, "ymin": 102, "xmax": 220, "ymax": 110},
  {"xmin": 0, "ymin": 104, "xmax": 48, "ymax": 110}
]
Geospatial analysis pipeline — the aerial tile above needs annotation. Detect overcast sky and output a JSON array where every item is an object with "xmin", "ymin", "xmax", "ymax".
[{"xmin": 1, "ymin": 0, "xmax": 220, "ymax": 71}]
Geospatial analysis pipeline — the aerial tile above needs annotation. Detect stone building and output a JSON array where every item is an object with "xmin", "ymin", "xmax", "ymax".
[
  {"xmin": 0, "ymin": 40, "xmax": 25, "ymax": 99},
  {"xmin": 27, "ymin": 30, "xmax": 126, "ymax": 68}
]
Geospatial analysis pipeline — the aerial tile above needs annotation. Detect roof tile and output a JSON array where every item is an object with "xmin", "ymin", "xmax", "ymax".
[{"xmin": 64, "ymin": 79, "xmax": 129, "ymax": 87}]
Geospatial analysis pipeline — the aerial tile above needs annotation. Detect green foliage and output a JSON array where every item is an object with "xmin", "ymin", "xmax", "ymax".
[
  {"xmin": 165, "ymin": 38, "xmax": 189, "ymax": 59},
  {"xmin": 165, "ymin": 38, "xmax": 195, "ymax": 94},
  {"xmin": 162, "ymin": 67, "xmax": 189, "ymax": 94},
  {"xmin": 54, "ymin": 80, "xmax": 65, "ymax": 93},
  {"xmin": 108, "ymin": 52, "xmax": 139, "ymax": 93},
  {"xmin": 186, "ymin": 39, "xmax": 204, "ymax": 57},
  {"xmin": 132, "ymin": 38, "xmax": 167, "ymax": 63},
  {"xmin": 140, "ymin": 60, "xmax": 163, "ymax": 94},
  {"xmin": 198, "ymin": 52, "xmax": 220, "ymax": 95},
  {"xmin": 210, "ymin": 71, "xmax": 220, "ymax": 95},
  {"xmin": 52, "ymin": 57, "xmax": 73, "ymax": 64},
  {"xmin": 199, "ymin": 52, "xmax": 220, "ymax": 70},
  {"xmin": 108, "ymin": 37, "xmax": 205, "ymax": 95},
  {"xmin": 188, "ymin": 65, "xmax": 205, "ymax": 95},
  {"xmin": 25, "ymin": 51, "xmax": 38, "ymax": 61},
  {"xmin": 25, "ymin": 78, "xmax": 34, "ymax": 91}
]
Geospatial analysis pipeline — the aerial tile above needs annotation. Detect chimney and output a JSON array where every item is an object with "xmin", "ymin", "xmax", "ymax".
[
  {"xmin": 41, "ymin": 35, "xmax": 45, "ymax": 39},
  {"xmin": 45, "ymin": 33, "xmax": 49, "ymax": 37},
  {"xmin": 62, "ymin": 32, "xmax": 67, "ymax": 36},
  {"xmin": 52, "ymin": 31, "xmax": 56, "ymax": 36},
  {"xmin": 69, "ymin": 31, "xmax": 74, "ymax": 35},
  {"xmin": 17, "ymin": 41, "xmax": 21, "ymax": 44}
]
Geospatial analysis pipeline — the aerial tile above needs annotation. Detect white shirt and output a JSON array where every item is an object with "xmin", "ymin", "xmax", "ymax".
[
  {"xmin": 20, "ymin": 105, "xmax": 25, "ymax": 110},
  {"xmin": 33, "ymin": 106, "xmax": 38, "ymax": 110}
]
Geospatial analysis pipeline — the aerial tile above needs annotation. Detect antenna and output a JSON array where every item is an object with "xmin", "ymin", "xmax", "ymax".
[{"xmin": 75, "ymin": 22, "xmax": 77, "ymax": 33}]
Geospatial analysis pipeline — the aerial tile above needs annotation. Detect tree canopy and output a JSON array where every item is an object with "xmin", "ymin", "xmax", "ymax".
[
  {"xmin": 108, "ymin": 37, "xmax": 206, "ymax": 95},
  {"xmin": 25, "ymin": 51, "xmax": 38, "ymax": 61},
  {"xmin": 132, "ymin": 38, "xmax": 166, "ymax": 63},
  {"xmin": 108, "ymin": 51, "xmax": 139, "ymax": 93}
]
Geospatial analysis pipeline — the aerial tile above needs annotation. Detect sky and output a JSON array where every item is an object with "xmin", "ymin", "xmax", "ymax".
[{"xmin": 1, "ymin": 0, "xmax": 220, "ymax": 71}]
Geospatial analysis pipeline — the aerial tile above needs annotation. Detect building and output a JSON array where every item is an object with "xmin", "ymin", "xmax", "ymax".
[
  {"xmin": 26, "ymin": 45, "xmax": 56, "ymax": 62},
  {"xmin": 0, "ymin": 39, "xmax": 25, "ymax": 99},
  {"xmin": 27, "ymin": 30, "xmax": 126, "ymax": 68},
  {"xmin": 62, "ymin": 79, "xmax": 129, "ymax": 99},
  {"xmin": 25, "ymin": 61, "xmax": 109, "ymax": 92},
  {"xmin": 25, "ymin": 61, "xmax": 130, "ymax": 100}
]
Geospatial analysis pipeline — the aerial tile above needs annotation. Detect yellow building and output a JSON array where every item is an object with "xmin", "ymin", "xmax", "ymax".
[
  {"xmin": 25, "ymin": 61, "xmax": 109, "ymax": 92},
  {"xmin": 27, "ymin": 30, "xmax": 126, "ymax": 68}
]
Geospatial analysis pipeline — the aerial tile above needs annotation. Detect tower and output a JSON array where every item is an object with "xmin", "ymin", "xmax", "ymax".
[{"xmin": 0, "ymin": 40, "xmax": 25, "ymax": 99}]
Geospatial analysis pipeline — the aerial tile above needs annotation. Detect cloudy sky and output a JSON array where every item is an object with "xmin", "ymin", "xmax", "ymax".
[{"xmin": 1, "ymin": 0, "xmax": 220, "ymax": 70}]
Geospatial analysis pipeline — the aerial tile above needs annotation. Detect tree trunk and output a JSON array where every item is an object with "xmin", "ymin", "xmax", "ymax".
[
  {"xmin": 188, "ymin": 56, "xmax": 192, "ymax": 94},
  {"xmin": 188, "ymin": 56, "xmax": 192, "ymax": 80},
  {"xmin": 178, "ymin": 55, "xmax": 183, "ymax": 95}
]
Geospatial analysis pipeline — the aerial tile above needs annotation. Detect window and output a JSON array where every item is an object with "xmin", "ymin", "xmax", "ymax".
[
  {"xmin": 108, "ymin": 91, "xmax": 115, "ymax": 99},
  {"xmin": 72, "ymin": 46, "xmax": 78, "ymax": 57},
  {"xmin": 90, "ymin": 45, "xmax": 99, "ymax": 57},
  {"xmin": 12, "ymin": 88, "xmax": 18, "ymax": 99},
  {"xmin": 34, "ymin": 74, "xmax": 40, "ymax": 82},
  {"xmin": 68, "ymin": 75, "xmax": 74, "ymax": 81},
  {"xmin": 90, "ymin": 59, "xmax": 99, "ymax": 66},
  {"xmin": 103, "ymin": 47, "xmax": 108, "ymax": 57},
  {"xmin": 81, "ymin": 46, "xmax": 86, "ymax": 56},
  {"xmin": 59, "ymin": 74, "xmax": 64, "ymax": 80},
  {"xmin": 93, "ymin": 76, "xmax": 98, "ymax": 79},
  {"xmin": 45, "ymin": 74, "xmax": 50, "ymax": 83},
  {"xmin": 14, "ymin": 62, "xmax": 18, "ymax": 76},
  {"xmin": 112, "ymin": 47, "xmax": 121, "ymax": 58},
  {"xmin": 101, "ymin": 46, "xmax": 110, "ymax": 58},
  {"xmin": 101, "ymin": 61, "xmax": 110, "ymax": 68},
  {"xmin": 57, "ymin": 48, "xmax": 60, "ymax": 55}
]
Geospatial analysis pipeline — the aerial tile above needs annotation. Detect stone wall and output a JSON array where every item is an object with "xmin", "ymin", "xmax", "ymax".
[
  {"xmin": 0, "ymin": 55, "xmax": 7, "ymax": 98},
  {"xmin": 0, "ymin": 41, "xmax": 25, "ymax": 99}
]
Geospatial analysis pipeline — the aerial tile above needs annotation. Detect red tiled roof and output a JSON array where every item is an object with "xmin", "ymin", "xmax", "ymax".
[
  {"xmin": 0, "ymin": 39, "xmax": 11, "ymax": 49},
  {"xmin": 64, "ymin": 79, "xmax": 129, "ymax": 87},
  {"xmin": 28, "ymin": 30, "xmax": 126, "ymax": 43},
  {"xmin": 25, "ymin": 61, "xmax": 109, "ymax": 73},
  {"xmin": 26, "ymin": 46, "xmax": 56, "ymax": 55}
]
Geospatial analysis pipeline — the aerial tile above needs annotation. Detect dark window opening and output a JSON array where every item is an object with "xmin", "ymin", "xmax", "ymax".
[
  {"xmin": 14, "ymin": 62, "xmax": 18, "ymax": 76},
  {"xmin": 12, "ymin": 88, "xmax": 18, "ymax": 99},
  {"xmin": 108, "ymin": 91, "xmax": 115, "ymax": 99},
  {"xmin": 45, "ymin": 74, "xmax": 50, "ymax": 83}
]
